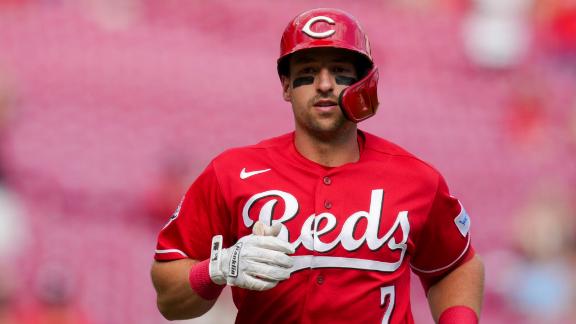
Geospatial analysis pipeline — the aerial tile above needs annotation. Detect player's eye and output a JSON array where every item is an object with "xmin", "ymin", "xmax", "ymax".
[
  {"xmin": 332, "ymin": 66, "xmax": 346, "ymax": 73},
  {"xmin": 331, "ymin": 65, "xmax": 356, "ymax": 74},
  {"xmin": 298, "ymin": 67, "xmax": 316, "ymax": 75}
]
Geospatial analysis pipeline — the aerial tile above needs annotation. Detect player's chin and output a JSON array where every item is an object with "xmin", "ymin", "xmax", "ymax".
[{"xmin": 309, "ymin": 118, "xmax": 348, "ymax": 135}]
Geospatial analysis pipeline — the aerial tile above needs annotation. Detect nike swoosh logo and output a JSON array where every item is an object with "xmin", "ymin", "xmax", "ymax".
[{"xmin": 240, "ymin": 168, "xmax": 271, "ymax": 179}]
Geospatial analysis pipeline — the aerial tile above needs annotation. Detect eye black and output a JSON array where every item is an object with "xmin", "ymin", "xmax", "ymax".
[
  {"xmin": 293, "ymin": 77, "xmax": 314, "ymax": 88},
  {"xmin": 335, "ymin": 76, "xmax": 357, "ymax": 86}
]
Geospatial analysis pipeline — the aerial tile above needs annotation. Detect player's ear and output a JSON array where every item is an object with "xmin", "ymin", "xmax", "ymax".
[{"xmin": 281, "ymin": 75, "xmax": 291, "ymax": 102}]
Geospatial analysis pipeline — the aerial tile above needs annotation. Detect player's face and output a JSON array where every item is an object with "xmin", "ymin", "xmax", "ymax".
[{"xmin": 282, "ymin": 48, "xmax": 359, "ymax": 138}]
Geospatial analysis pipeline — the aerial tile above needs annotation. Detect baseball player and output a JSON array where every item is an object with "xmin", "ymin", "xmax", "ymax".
[{"xmin": 151, "ymin": 8, "xmax": 484, "ymax": 324}]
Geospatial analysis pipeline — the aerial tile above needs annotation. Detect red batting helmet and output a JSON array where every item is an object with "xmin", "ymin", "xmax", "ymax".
[{"xmin": 278, "ymin": 8, "xmax": 379, "ymax": 123}]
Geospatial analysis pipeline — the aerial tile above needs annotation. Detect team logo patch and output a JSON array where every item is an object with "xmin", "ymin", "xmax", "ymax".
[
  {"xmin": 161, "ymin": 197, "xmax": 184, "ymax": 230},
  {"xmin": 170, "ymin": 200, "xmax": 182, "ymax": 220},
  {"xmin": 170, "ymin": 206, "xmax": 180, "ymax": 220},
  {"xmin": 454, "ymin": 206, "xmax": 471, "ymax": 237},
  {"xmin": 302, "ymin": 16, "xmax": 336, "ymax": 39}
]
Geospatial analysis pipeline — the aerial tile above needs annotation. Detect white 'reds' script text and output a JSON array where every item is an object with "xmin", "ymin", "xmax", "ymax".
[{"xmin": 242, "ymin": 189, "xmax": 410, "ymax": 272}]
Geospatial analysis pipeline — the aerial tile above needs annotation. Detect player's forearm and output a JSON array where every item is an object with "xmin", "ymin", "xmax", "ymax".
[
  {"xmin": 151, "ymin": 259, "xmax": 217, "ymax": 320},
  {"xmin": 426, "ymin": 255, "xmax": 485, "ymax": 323}
]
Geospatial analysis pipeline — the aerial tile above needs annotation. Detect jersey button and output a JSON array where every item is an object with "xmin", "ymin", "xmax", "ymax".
[
  {"xmin": 323, "ymin": 176, "xmax": 332, "ymax": 185},
  {"xmin": 324, "ymin": 200, "xmax": 332, "ymax": 209},
  {"xmin": 316, "ymin": 275, "xmax": 324, "ymax": 285}
]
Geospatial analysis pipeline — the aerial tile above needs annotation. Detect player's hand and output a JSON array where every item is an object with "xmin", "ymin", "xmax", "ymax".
[{"xmin": 209, "ymin": 221, "xmax": 295, "ymax": 291}]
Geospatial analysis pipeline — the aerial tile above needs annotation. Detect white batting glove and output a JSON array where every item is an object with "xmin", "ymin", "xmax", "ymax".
[{"xmin": 209, "ymin": 222, "xmax": 295, "ymax": 291}]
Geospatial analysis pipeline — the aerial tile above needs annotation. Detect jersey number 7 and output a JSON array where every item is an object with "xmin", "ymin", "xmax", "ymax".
[{"xmin": 380, "ymin": 285, "xmax": 396, "ymax": 324}]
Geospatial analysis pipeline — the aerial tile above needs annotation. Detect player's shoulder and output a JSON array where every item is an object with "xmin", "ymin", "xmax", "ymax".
[
  {"xmin": 210, "ymin": 133, "xmax": 292, "ymax": 166},
  {"xmin": 362, "ymin": 130, "xmax": 442, "ymax": 178}
]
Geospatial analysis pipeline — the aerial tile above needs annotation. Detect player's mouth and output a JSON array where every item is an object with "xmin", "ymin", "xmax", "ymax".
[{"xmin": 313, "ymin": 99, "xmax": 339, "ymax": 112}]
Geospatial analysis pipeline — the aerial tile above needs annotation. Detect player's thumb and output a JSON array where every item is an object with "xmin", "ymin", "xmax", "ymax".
[
  {"xmin": 252, "ymin": 221, "xmax": 282, "ymax": 237},
  {"xmin": 268, "ymin": 223, "xmax": 282, "ymax": 236}
]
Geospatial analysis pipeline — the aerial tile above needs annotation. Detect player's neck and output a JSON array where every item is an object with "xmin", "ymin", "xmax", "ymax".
[{"xmin": 294, "ymin": 127, "xmax": 360, "ymax": 167}]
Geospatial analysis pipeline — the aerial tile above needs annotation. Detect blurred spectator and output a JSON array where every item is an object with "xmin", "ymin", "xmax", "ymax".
[
  {"xmin": 18, "ymin": 263, "xmax": 92, "ymax": 324},
  {"xmin": 389, "ymin": 0, "xmax": 439, "ymax": 11},
  {"xmin": 463, "ymin": 0, "xmax": 533, "ymax": 69},
  {"xmin": 0, "ymin": 268, "xmax": 19, "ymax": 324},
  {"xmin": 535, "ymin": 0, "xmax": 576, "ymax": 59},
  {"xmin": 0, "ymin": 0, "xmax": 30, "ymax": 9},
  {"xmin": 0, "ymin": 66, "xmax": 28, "ymax": 324},
  {"xmin": 502, "ymin": 72, "xmax": 550, "ymax": 153},
  {"xmin": 490, "ymin": 182, "xmax": 576, "ymax": 323},
  {"xmin": 389, "ymin": 0, "xmax": 468, "ymax": 13},
  {"xmin": 0, "ymin": 184, "xmax": 26, "ymax": 264},
  {"xmin": 62, "ymin": 0, "xmax": 142, "ymax": 30},
  {"xmin": 0, "ymin": 66, "xmax": 17, "ymax": 175},
  {"xmin": 141, "ymin": 156, "xmax": 192, "ymax": 230},
  {"xmin": 569, "ymin": 98, "xmax": 576, "ymax": 147}
]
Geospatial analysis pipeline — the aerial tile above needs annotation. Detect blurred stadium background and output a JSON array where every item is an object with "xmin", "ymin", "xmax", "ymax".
[{"xmin": 0, "ymin": 0, "xmax": 575, "ymax": 323}]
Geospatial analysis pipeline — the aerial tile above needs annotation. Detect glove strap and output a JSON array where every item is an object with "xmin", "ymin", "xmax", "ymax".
[{"xmin": 209, "ymin": 235, "xmax": 226, "ymax": 284}]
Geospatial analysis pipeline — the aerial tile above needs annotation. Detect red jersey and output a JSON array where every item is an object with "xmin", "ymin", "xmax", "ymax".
[{"xmin": 155, "ymin": 131, "xmax": 474, "ymax": 324}]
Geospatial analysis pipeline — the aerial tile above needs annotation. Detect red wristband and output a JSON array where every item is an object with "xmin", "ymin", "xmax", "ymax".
[
  {"xmin": 438, "ymin": 306, "xmax": 478, "ymax": 324},
  {"xmin": 188, "ymin": 259, "xmax": 225, "ymax": 300}
]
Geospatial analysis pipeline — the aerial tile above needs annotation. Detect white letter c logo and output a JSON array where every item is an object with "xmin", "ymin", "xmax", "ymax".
[{"xmin": 302, "ymin": 16, "xmax": 335, "ymax": 39}]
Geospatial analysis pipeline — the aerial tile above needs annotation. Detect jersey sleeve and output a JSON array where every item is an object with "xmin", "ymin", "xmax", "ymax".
[
  {"xmin": 410, "ymin": 175, "xmax": 475, "ymax": 284},
  {"xmin": 154, "ymin": 162, "xmax": 232, "ymax": 262}
]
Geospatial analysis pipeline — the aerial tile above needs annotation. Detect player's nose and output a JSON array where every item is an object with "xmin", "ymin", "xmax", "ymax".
[{"xmin": 315, "ymin": 68, "xmax": 334, "ymax": 94}]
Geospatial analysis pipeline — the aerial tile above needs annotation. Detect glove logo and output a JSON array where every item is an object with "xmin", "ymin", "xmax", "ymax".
[
  {"xmin": 229, "ymin": 242, "xmax": 242, "ymax": 277},
  {"xmin": 302, "ymin": 16, "xmax": 336, "ymax": 39}
]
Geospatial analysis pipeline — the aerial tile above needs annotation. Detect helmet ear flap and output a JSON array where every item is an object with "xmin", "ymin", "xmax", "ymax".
[{"xmin": 338, "ymin": 67, "xmax": 379, "ymax": 123}]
